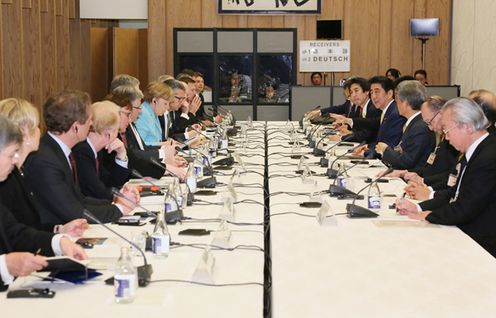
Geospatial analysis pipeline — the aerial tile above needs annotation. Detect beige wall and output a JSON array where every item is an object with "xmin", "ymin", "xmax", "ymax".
[
  {"xmin": 452, "ymin": 0, "xmax": 496, "ymax": 96},
  {"xmin": 148, "ymin": 0, "xmax": 452, "ymax": 86}
]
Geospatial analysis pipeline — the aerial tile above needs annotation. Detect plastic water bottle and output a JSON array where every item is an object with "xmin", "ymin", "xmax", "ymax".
[
  {"xmin": 114, "ymin": 247, "xmax": 137, "ymax": 304},
  {"xmin": 367, "ymin": 182, "xmax": 382, "ymax": 210},
  {"xmin": 151, "ymin": 211, "xmax": 170, "ymax": 257},
  {"xmin": 194, "ymin": 153, "xmax": 204, "ymax": 177},
  {"xmin": 336, "ymin": 163, "xmax": 348, "ymax": 188},
  {"xmin": 164, "ymin": 184, "xmax": 178, "ymax": 213},
  {"xmin": 172, "ymin": 177, "xmax": 184, "ymax": 209},
  {"xmin": 186, "ymin": 162, "xmax": 197, "ymax": 192}
]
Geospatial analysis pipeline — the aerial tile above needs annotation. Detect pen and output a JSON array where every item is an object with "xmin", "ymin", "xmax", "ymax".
[{"xmin": 35, "ymin": 248, "xmax": 41, "ymax": 255}]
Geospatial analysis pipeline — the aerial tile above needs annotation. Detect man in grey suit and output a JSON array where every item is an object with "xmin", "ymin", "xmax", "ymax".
[{"xmin": 375, "ymin": 80, "xmax": 436, "ymax": 170}]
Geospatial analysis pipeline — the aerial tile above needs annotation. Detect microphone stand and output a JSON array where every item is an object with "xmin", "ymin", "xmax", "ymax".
[
  {"xmin": 149, "ymin": 157, "xmax": 194, "ymax": 206},
  {"xmin": 83, "ymin": 209, "xmax": 153, "ymax": 287},
  {"xmin": 328, "ymin": 160, "xmax": 362, "ymax": 197},
  {"xmin": 111, "ymin": 187, "xmax": 157, "ymax": 218},
  {"xmin": 326, "ymin": 142, "xmax": 366, "ymax": 178},
  {"xmin": 345, "ymin": 168, "xmax": 394, "ymax": 218}
]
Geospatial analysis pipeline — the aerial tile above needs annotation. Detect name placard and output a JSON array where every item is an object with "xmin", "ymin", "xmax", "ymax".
[{"xmin": 299, "ymin": 40, "xmax": 351, "ymax": 72}]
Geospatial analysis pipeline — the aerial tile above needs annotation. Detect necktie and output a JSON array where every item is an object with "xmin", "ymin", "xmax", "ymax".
[
  {"xmin": 380, "ymin": 111, "xmax": 385, "ymax": 124},
  {"xmin": 120, "ymin": 132, "xmax": 128, "ymax": 148},
  {"xmin": 69, "ymin": 153, "xmax": 79, "ymax": 185},
  {"xmin": 452, "ymin": 155, "xmax": 467, "ymax": 201},
  {"xmin": 95, "ymin": 157, "xmax": 100, "ymax": 176}
]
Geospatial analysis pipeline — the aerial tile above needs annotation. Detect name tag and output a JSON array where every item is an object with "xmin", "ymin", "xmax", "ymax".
[
  {"xmin": 447, "ymin": 174, "xmax": 457, "ymax": 187},
  {"xmin": 426, "ymin": 152, "xmax": 436, "ymax": 165},
  {"xmin": 447, "ymin": 162, "xmax": 462, "ymax": 187}
]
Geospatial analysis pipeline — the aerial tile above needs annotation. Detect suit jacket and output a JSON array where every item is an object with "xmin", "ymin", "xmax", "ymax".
[
  {"xmin": 343, "ymin": 99, "xmax": 382, "ymax": 143},
  {"xmin": 355, "ymin": 101, "xmax": 405, "ymax": 158},
  {"xmin": 72, "ymin": 141, "xmax": 129, "ymax": 201},
  {"xmin": 124, "ymin": 124, "xmax": 165, "ymax": 179},
  {"xmin": 0, "ymin": 167, "xmax": 55, "ymax": 232},
  {"xmin": 0, "ymin": 203, "xmax": 54, "ymax": 291},
  {"xmin": 23, "ymin": 134, "xmax": 122, "ymax": 224},
  {"xmin": 382, "ymin": 113, "xmax": 436, "ymax": 170},
  {"xmin": 320, "ymin": 100, "xmax": 353, "ymax": 116},
  {"xmin": 416, "ymin": 138, "xmax": 459, "ymax": 180},
  {"xmin": 420, "ymin": 134, "xmax": 496, "ymax": 257}
]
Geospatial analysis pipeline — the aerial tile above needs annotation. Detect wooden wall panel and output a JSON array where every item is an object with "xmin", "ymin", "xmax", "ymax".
[
  {"xmin": 138, "ymin": 28, "xmax": 148, "ymax": 87},
  {"xmin": 0, "ymin": 3, "xmax": 3, "ymax": 98},
  {"xmin": 22, "ymin": 0, "xmax": 42, "ymax": 106},
  {"xmin": 345, "ymin": 0, "xmax": 381, "ymax": 82},
  {"xmin": 80, "ymin": 21, "xmax": 91, "ymax": 94},
  {"xmin": 0, "ymin": 0, "xmax": 96, "ymax": 113},
  {"xmin": 1, "ymin": 0, "xmax": 23, "ymax": 98},
  {"xmin": 55, "ymin": 0, "xmax": 70, "ymax": 91},
  {"xmin": 201, "ymin": 0, "xmax": 222, "ymax": 27},
  {"xmin": 147, "ymin": 0, "xmax": 166, "ymax": 81},
  {"xmin": 39, "ymin": 0, "xmax": 57, "ymax": 100},
  {"xmin": 389, "ymin": 0, "xmax": 415, "ymax": 76},
  {"xmin": 147, "ymin": 0, "xmax": 451, "ymax": 85},
  {"xmin": 112, "ymin": 28, "xmax": 148, "ymax": 89},
  {"xmin": 425, "ymin": 0, "xmax": 451, "ymax": 85},
  {"xmin": 113, "ymin": 28, "xmax": 139, "ymax": 78},
  {"xmin": 90, "ymin": 27, "xmax": 110, "ymax": 101}
]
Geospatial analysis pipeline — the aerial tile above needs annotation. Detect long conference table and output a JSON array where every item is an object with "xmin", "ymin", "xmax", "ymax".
[{"xmin": 3, "ymin": 121, "xmax": 496, "ymax": 317}]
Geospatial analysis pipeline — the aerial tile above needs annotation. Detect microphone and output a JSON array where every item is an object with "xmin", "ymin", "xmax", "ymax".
[
  {"xmin": 319, "ymin": 141, "xmax": 356, "ymax": 167},
  {"xmin": 312, "ymin": 132, "xmax": 337, "ymax": 156},
  {"xmin": 188, "ymin": 125, "xmax": 212, "ymax": 141},
  {"xmin": 175, "ymin": 145, "xmax": 214, "ymax": 177},
  {"xmin": 111, "ymin": 188, "xmax": 156, "ymax": 218},
  {"xmin": 130, "ymin": 169, "xmax": 165, "ymax": 191},
  {"xmin": 83, "ymin": 209, "xmax": 153, "ymax": 287},
  {"xmin": 307, "ymin": 122, "xmax": 324, "ymax": 147},
  {"xmin": 327, "ymin": 142, "xmax": 366, "ymax": 178},
  {"xmin": 328, "ymin": 160, "xmax": 363, "ymax": 197},
  {"xmin": 149, "ymin": 157, "xmax": 193, "ymax": 206},
  {"xmin": 345, "ymin": 167, "xmax": 394, "ymax": 218}
]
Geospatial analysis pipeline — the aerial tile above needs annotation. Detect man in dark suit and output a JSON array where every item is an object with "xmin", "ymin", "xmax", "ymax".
[
  {"xmin": 335, "ymin": 76, "xmax": 405, "ymax": 158},
  {"xmin": 329, "ymin": 77, "xmax": 382, "ymax": 143},
  {"xmin": 376, "ymin": 80, "xmax": 436, "ymax": 170},
  {"xmin": 24, "ymin": 90, "xmax": 136, "ymax": 225},
  {"xmin": 0, "ymin": 115, "xmax": 86, "ymax": 291},
  {"xmin": 396, "ymin": 97, "xmax": 496, "ymax": 257},
  {"xmin": 307, "ymin": 79, "xmax": 353, "ymax": 120},
  {"xmin": 72, "ymin": 101, "xmax": 130, "ymax": 201}
]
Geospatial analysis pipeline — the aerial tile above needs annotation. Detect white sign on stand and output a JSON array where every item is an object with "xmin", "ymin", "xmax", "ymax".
[{"xmin": 299, "ymin": 40, "xmax": 351, "ymax": 72}]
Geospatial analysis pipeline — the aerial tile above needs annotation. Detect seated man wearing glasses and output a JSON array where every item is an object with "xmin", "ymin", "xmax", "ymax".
[
  {"xmin": 396, "ymin": 97, "xmax": 496, "ymax": 257},
  {"xmin": 374, "ymin": 80, "xmax": 436, "ymax": 170}
]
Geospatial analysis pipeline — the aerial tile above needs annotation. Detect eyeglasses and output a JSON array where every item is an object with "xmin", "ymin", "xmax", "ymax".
[
  {"xmin": 119, "ymin": 111, "xmax": 132, "ymax": 118},
  {"xmin": 425, "ymin": 111, "xmax": 440, "ymax": 127},
  {"xmin": 175, "ymin": 95, "xmax": 186, "ymax": 101},
  {"xmin": 442, "ymin": 125, "xmax": 458, "ymax": 136}
]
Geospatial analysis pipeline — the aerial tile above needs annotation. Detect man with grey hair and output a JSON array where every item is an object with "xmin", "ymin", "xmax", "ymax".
[
  {"xmin": 396, "ymin": 97, "xmax": 496, "ymax": 257},
  {"xmin": 375, "ymin": 80, "xmax": 435, "ymax": 170}
]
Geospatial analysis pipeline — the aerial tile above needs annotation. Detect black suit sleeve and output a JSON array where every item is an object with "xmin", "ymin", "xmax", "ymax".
[
  {"xmin": 382, "ymin": 122, "xmax": 435, "ymax": 170},
  {"xmin": 352, "ymin": 117, "xmax": 381, "ymax": 132},
  {"xmin": 424, "ymin": 153, "xmax": 496, "ymax": 225},
  {"xmin": 24, "ymin": 150, "xmax": 122, "ymax": 224},
  {"xmin": 0, "ymin": 204, "xmax": 54, "ymax": 255}
]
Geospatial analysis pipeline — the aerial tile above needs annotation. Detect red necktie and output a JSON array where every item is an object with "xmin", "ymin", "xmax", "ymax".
[{"xmin": 69, "ymin": 153, "xmax": 79, "ymax": 185}]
